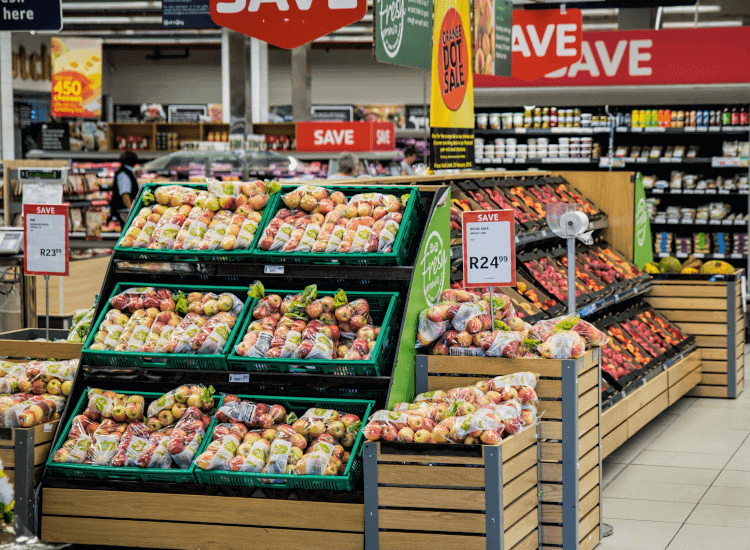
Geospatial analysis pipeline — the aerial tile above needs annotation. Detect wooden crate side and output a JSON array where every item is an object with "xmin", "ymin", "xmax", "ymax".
[
  {"xmin": 379, "ymin": 509, "xmax": 486, "ymax": 533},
  {"xmin": 539, "ymin": 447, "xmax": 597, "ymax": 483},
  {"xmin": 540, "ymin": 505, "xmax": 599, "ymax": 546},
  {"xmin": 646, "ymin": 297, "xmax": 727, "ymax": 310},
  {"xmin": 0, "ymin": 442, "xmax": 51, "ymax": 468},
  {"xmin": 627, "ymin": 371, "xmax": 668, "ymax": 415},
  {"xmin": 41, "ymin": 517, "xmax": 365, "ymax": 550},
  {"xmin": 510, "ymin": 528, "xmax": 539, "ymax": 550},
  {"xmin": 505, "ymin": 487, "xmax": 539, "ymax": 528},
  {"xmin": 540, "ymin": 485, "xmax": 598, "ymax": 524},
  {"xmin": 669, "ymin": 367, "xmax": 703, "ymax": 405},
  {"xmin": 628, "ymin": 393, "xmax": 669, "ymax": 438},
  {"xmin": 602, "ymin": 422, "xmax": 628, "ymax": 459},
  {"xmin": 601, "ymin": 399, "xmax": 628, "ymax": 436},
  {"xmin": 505, "ymin": 508, "xmax": 539, "ymax": 550},
  {"xmin": 378, "ymin": 487, "xmax": 485, "ymax": 510},
  {"xmin": 578, "ymin": 367, "xmax": 599, "ymax": 396},
  {"xmin": 580, "ymin": 525, "xmax": 601, "ymax": 550},
  {"xmin": 675, "ymin": 322, "xmax": 727, "ymax": 336},
  {"xmin": 504, "ymin": 445, "xmax": 538, "ymax": 484},
  {"xmin": 426, "ymin": 356, "xmax": 570, "ymax": 377},
  {"xmin": 702, "ymin": 348, "xmax": 728, "ymax": 360},
  {"xmin": 659, "ymin": 310, "xmax": 727, "ymax": 323},
  {"xmin": 688, "ymin": 385, "xmax": 731, "ymax": 398},
  {"xmin": 696, "ymin": 335, "xmax": 729, "ymax": 348},
  {"xmin": 648, "ymin": 284, "xmax": 727, "ymax": 298},
  {"xmin": 378, "ymin": 463, "xmax": 485, "ymax": 488},
  {"xmin": 701, "ymin": 360, "xmax": 728, "ymax": 373},
  {"xmin": 504, "ymin": 466, "xmax": 538, "ymax": 505},
  {"xmin": 667, "ymin": 350, "xmax": 702, "ymax": 386}
]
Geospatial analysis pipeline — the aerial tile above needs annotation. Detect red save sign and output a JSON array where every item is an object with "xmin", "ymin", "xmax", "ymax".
[
  {"xmin": 462, "ymin": 209, "xmax": 515, "ymax": 288},
  {"xmin": 296, "ymin": 122, "xmax": 373, "ymax": 152},
  {"xmin": 23, "ymin": 204, "xmax": 69, "ymax": 277},
  {"xmin": 511, "ymin": 9, "xmax": 582, "ymax": 81},
  {"xmin": 371, "ymin": 121, "xmax": 396, "ymax": 151},
  {"xmin": 210, "ymin": 0, "xmax": 366, "ymax": 49}
]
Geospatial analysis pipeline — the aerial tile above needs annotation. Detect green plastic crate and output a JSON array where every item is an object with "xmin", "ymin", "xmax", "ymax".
[
  {"xmin": 45, "ymin": 390, "xmax": 197, "ymax": 483},
  {"xmin": 193, "ymin": 394, "xmax": 373, "ymax": 491},
  {"xmin": 81, "ymin": 282, "xmax": 251, "ymax": 370},
  {"xmin": 226, "ymin": 289, "xmax": 399, "ymax": 376},
  {"xmin": 113, "ymin": 182, "xmax": 278, "ymax": 262},
  {"xmin": 251, "ymin": 185, "xmax": 423, "ymax": 266}
]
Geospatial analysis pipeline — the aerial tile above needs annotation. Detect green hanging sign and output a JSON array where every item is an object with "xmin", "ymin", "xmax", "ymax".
[
  {"xmin": 388, "ymin": 186, "xmax": 451, "ymax": 408},
  {"xmin": 374, "ymin": 0, "xmax": 434, "ymax": 71},
  {"xmin": 633, "ymin": 173, "xmax": 653, "ymax": 268}
]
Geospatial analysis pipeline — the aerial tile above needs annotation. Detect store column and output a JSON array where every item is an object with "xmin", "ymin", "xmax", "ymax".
[
  {"xmin": 0, "ymin": 33, "xmax": 14, "ymax": 160},
  {"xmin": 221, "ymin": 28, "xmax": 251, "ymax": 136},
  {"xmin": 291, "ymin": 44, "xmax": 311, "ymax": 122},
  {"xmin": 250, "ymin": 38, "xmax": 268, "ymax": 124}
]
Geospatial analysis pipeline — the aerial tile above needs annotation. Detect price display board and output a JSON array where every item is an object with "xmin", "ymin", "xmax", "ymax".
[
  {"xmin": 23, "ymin": 204, "xmax": 69, "ymax": 277},
  {"xmin": 461, "ymin": 210, "xmax": 515, "ymax": 287}
]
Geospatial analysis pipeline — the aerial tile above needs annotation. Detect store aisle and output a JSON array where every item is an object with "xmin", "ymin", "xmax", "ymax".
[{"xmin": 599, "ymin": 348, "xmax": 750, "ymax": 550}]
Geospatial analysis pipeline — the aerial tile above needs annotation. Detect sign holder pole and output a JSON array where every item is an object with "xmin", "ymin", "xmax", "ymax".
[
  {"xmin": 44, "ymin": 275, "xmax": 50, "ymax": 341},
  {"xmin": 567, "ymin": 238, "xmax": 576, "ymax": 314}
]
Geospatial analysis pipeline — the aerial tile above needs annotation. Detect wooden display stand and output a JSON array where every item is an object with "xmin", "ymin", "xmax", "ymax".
[
  {"xmin": 363, "ymin": 427, "xmax": 539, "ymax": 550},
  {"xmin": 415, "ymin": 349, "xmax": 601, "ymax": 550},
  {"xmin": 601, "ymin": 348, "xmax": 702, "ymax": 458},
  {"xmin": 0, "ymin": 329, "xmax": 83, "ymax": 359},
  {"xmin": 41, "ymin": 489, "xmax": 364, "ymax": 549},
  {"xmin": 647, "ymin": 272, "xmax": 744, "ymax": 398}
]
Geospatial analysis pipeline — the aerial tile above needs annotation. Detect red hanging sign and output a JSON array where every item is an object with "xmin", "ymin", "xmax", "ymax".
[
  {"xmin": 210, "ymin": 0, "xmax": 367, "ymax": 49},
  {"xmin": 371, "ymin": 121, "xmax": 396, "ymax": 152},
  {"xmin": 296, "ymin": 122, "xmax": 395, "ymax": 152}
]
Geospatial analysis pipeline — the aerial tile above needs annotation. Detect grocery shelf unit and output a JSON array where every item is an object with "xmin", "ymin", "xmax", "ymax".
[
  {"xmin": 601, "ymin": 346, "xmax": 702, "ymax": 459},
  {"xmin": 414, "ymin": 350, "xmax": 602, "ymax": 550},
  {"xmin": 646, "ymin": 272, "xmax": 745, "ymax": 398},
  {"xmin": 38, "ymin": 180, "xmax": 447, "ymax": 548}
]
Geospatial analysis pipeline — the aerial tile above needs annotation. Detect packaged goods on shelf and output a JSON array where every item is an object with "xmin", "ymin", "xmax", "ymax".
[
  {"xmin": 475, "ymin": 106, "xmax": 608, "ymax": 130},
  {"xmin": 619, "ymin": 106, "xmax": 748, "ymax": 129}
]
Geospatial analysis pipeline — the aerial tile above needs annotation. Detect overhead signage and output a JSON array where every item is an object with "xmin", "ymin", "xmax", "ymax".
[
  {"xmin": 167, "ymin": 104, "xmax": 208, "ymax": 123},
  {"xmin": 462, "ymin": 209, "xmax": 515, "ymax": 288},
  {"xmin": 475, "ymin": 26, "xmax": 750, "ymax": 88},
  {"xmin": 163, "ymin": 0, "xmax": 219, "ymax": 28},
  {"xmin": 210, "ymin": 0, "xmax": 367, "ymax": 49},
  {"xmin": 296, "ymin": 121, "xmax": 395, "ymax": 152},
  {"xmin": 473, "ymin": 0, "xmax": 512, "ymax": 77},
  {"xmin": 23, "ymin": 204, "xmax": 69, "ymax": 277},
  {"xmin": 311, "ymin": 106, "xmax": 354, "ymax": 122},
  {"xmin": 0, "ymin": 0, "xmax": 62, "ymax": 32},
  {"xmin": 429, "ymin": 0, "xmax": 474, "ymax": 170},
  {"xmin": 374, "ymin": 0, "xmax": 433, "ymax": 71},
  {"xmin": 51, "ymin": 37, "xmax": 102, "ymax": 119}
]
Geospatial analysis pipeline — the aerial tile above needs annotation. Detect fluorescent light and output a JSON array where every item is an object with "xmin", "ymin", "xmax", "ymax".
[
  {"xmin": 581, "ymin": 9, "xmax": 618, "ymax": 18},
  {"xmin": 103, "ymin": 37, "xmax": 221, "ymax": 45},
  {"xmin": 663, "ymin": 5, "xmax": 721, "ymax": 14},
  {"xmin": 63, "ymin": 1, "xmax": 161, "ymax": 9},
  {"xmin": 63, "ymin": 15, "xmax": 162, "ymax": 24},
  {"xmin": 582, "ymin": 23, "xmax": 618, "ymax": 31},
  {"xmin": 662, "ymin": 20, "xmax": 742, "ymax": 28}
]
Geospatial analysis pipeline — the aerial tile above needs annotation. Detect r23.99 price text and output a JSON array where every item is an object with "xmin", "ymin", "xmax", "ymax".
[{"xmin": 40, "ymin": 249, "xmax": 62, "ymax": 257}]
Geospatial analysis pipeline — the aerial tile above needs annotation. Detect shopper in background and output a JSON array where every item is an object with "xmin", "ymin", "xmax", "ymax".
[
  {"xmin": 399, "ymin": 146, "xmax": 418, "ymax": 176},
  {"xmin": 328, "ymin": 152, "xmax": 359, "ymax": 180},
  {"xmin": 110, "ymin": 151, "xmax": 140, "ymax": 222}
]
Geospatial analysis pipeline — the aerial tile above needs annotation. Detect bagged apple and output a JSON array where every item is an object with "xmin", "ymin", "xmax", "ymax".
[
  {"xmin": 147, "ymin": 385, "xmax": 215, "ymax": 418},
  {"xmin": 111, "ymin": 422, "xmax": 152, "ymax": 468},
  {"xmin": 230, "ymin": 438, "xmax": 270, "ymax": 473},
  {"xmin": 538, "ymin": 330, "xmax": 586, "ymax": 359},
  {"xmin": 195, "ymin": 434, "xmax": 239, "ymax": 470},
  {"xmin": 481, "ymin": 331, "xmax": 526, "ymax": 358},
  {"xmin": 136, "ymin": 432, "xmax": 172, "ymax": 469},
  {"xmin": 167, "ymin": 407, "xmax": 207, "ymax": 468}
]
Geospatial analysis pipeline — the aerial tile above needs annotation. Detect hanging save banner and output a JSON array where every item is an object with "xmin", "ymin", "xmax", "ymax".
[
  {"xmin": 50, "ymin": 37, "xmax": 102, "ymax": 119},
  {"xmin": 429, "ymin": 0, "xmax": 474, "ymax": 170}
]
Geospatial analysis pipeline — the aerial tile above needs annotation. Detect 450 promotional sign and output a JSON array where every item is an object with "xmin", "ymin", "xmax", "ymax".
[{"xmin": 211, "ymin": 0, "xmax": 366, "ymax": 48}]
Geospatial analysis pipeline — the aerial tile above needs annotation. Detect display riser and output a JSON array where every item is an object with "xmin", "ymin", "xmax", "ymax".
[
  {"xmin": 415, "ymin": 349, "xmax": 601, "ymax": 550},
  {"xmin": 601, "ymin": 348, "xmax": 702, "ymax": 458},
  {"xmin": 0, "ymin": 330, "xmax": 82, "ymax": 360},
  {"xmin": 41, "ymin": 487, "xmax": 364, "ymax": 549},
  {"xmin": 646, "ymin": 273, "xmax": 745, "ymax": 398},
  {"xmin": 364, "ymin": 427, "xmax": 539, "ymax": 550}
]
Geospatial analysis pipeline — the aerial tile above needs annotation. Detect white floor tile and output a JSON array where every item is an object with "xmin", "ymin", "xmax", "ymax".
[
  {"xmin": 598, "ymin": 519, "xmax": 682, "ymax": 550},
  {"xmin": 713, "ymin": 470, "xmax": 750, "ymax": 488},
  {"xmin": 603, "ymin": 462, "xmax": 628, "ymax": 488},
  {"xmin": 631, "ymin": 450, "xmax": 733, "ymax": 470},
  {"xmin": 667, "ymin": 524, "xmax": 750, "ymax": 549},
  {"xmin": 603, "ymin": 478, "xmax": 709, "ymax": 503},
  {"xmin": 700, "ymin": 485, "xmax": 750, "ymax": 507},
  {"xmin": 646, "ymin": 426, "xmax": 748, "ymax": 455},
  {"xmin": 686, "ymin": 504, "xmax": 750, "ymax": 528},
  {"xmin": 611, "ymin": 464, "xmax": 719, "ymax": 486},
  {"xmin": 603, "ymin": 498, "xmax": 695, "ymax": 523}
]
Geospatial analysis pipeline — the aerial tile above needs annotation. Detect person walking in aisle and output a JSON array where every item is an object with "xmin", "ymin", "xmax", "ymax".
[
  {"xmin": 399, "ymin": 145, "xmax": 418, "ymax": 176},
  {"xmin": 328, "ymin": 152, "xmax": 359, "ymax": 180},
  {"xmin": 110, "ymin": 151, "xmax": 140, "ymax": 223}
]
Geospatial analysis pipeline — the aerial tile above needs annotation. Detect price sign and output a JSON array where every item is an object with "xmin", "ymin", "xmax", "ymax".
[
  {"xmin": 23, "ymin": 204, "xmax": 69, "ymax": 276},
  {"xmin": 461, "ymin": 210, "xmax": 515, "ymax": 287}
]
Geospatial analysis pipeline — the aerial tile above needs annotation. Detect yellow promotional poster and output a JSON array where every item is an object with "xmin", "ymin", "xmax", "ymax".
[
  {"xmin": 51, "ymin": 37, "xmax": 102, "ymax": 119},
  {"xmin": 429, "ymin": 0, "xmax": 474, "ymax": 170}
]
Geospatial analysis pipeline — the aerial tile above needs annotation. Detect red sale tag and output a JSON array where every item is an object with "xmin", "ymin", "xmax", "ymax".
[
  {"xmin": 462, "ymin": 210, "xmax": 515, "ymax": 288},
  {"xmin": 23, "ymin": 204, "xmax": 69, "ymax": 277},
  {"xmin": 210, "ymin": 0, "xmax": 367, "ymax": 49},
  {"xmin": 511, "ymin": 9, "xmax": 582, "ymax": 82}
]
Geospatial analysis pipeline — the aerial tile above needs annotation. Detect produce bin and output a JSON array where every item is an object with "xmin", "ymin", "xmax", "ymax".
[
  {"xmin": 414, "ymin": 349, "xmax": 602, "ymax": 550},
  {"xmin": 227, "ymin": 290, "xmax": 400, "ymax": 376},
  {"xmin": 113, "ymin": 182, "xmax": 278, "ymax": 262},
  {"xmin": 193, "ymin": 394, "xmax": 374, "ymax": 491},
  {"xmin": 252, "ymin": 185, "xmax": 423, "ymax": 266},
  {"xmin": 646, "ymin": 271, "xmax": 745, "ymax": 398},
  {"xmin": 0, "ymin": 329, "xmax": 83, "ymax": 360},
  {"xmin": 363, "ymin": 426, "xmax": 539, "ymax": 550},
  {"xmin": 81, "ymin": 283, "xmax": 251, "ymax": 370},
  {"xmin": 45, "ymin": 390, "xmax": 197, "ymax": 484}
]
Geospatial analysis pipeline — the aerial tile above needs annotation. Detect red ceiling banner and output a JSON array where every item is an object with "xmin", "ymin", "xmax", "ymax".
[{"xmin": 475, "ymin": 26, "xmax": 750, "ymax": 88}]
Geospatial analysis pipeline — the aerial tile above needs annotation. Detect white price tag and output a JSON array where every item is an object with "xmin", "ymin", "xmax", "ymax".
[
  {"xmin": 229, "ymin": 373, "xmax": 250, "ymax": 383},
  {"xmin": 44, "ymin": 423, "xmax": 53, "ymax": 432},
  {"xmin": 23, "ymin": 204, "xmax": 69, "ymax": 276},
  {"xmin": 462, "ymin": 210, "xmax": 515, "ymax": 288},
  {"xmin": 264, "ymin": 265, "xmax": 284, "ymax": 275}
]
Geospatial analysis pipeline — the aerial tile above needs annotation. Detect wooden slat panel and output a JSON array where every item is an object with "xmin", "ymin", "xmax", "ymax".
[
  {"xmin": 675, "ymin": 322, "xmax": 727, "ymax": 336},
  {"xmin": 376, "ymin": 447, "xmax": 483, "ymax": 466},
  {"xmin": 504, "ymin": 467, "xmax": 538, "ymax": 506},
  {"xmin": 42, "ymin": 489, "xmax": 364, "ymax": 531},
  {"xmin": 659, "ymin": 310, "xmax": 728, "ymax": 322},
  {"xmin": 379, "ymin": 509, "xmax": 486, "ymax": 534},
  {"xmin": 646, "ymin": 297, "xmax": 727, "ymax": 310},
  {"xmin": 689, "ymin": 385, "xmax": 730, "ymax": 398},
  {"xmin": 5, "ymin": 466, "xmax": 43, "ymax": 487},
  {"xmin": 579, "ymin": 447, "xmax": 599, "ymax": 480},
  {"xmin": 510, "ymin": 528, "xmax": 538, "ymax": 550},
  {"xmin": 602, "ymin": 399, "xmax": 628, "ymax": 436},
  {"xmin": 583, "ymin": 351, "xmax": 598, "ymax": 372},
  {"xmin": 703, "ymin": 348, "xmax": 727, "ymax": 360},
  {"xmin": 426, "ymin": 356, "xmax": 567, "ymax": 377},
  {"xmin": 627, "ymin": 371, "xmax": 668, "ymax": 415},
  {"xmin": 669, "ymin": 367, "xmax": 702, "ymax": 405},
  {"xmin": 579, "ymin": 426, "xmax": 599, "ymax": 459},
  {"xmin": 580, "ymin": 525, "xmax": 601, "ymax": 550},
  {"xmin": 41, "ymin": 517, "xmax": 365, "ymax": 550},
  {"xmin": 538, "ymin": 401, "xmax": 562, "ymax": 420},
  {"xmin": 580, "ymin": 485, "xmax": 600, "ymax": 519},
  {"xmin": 427, "ymin": 376, "xmax": 559, "ymax": 397},
  {"xmin": 579, "ymin": 386, "xmax": 599, "ymax": 416},
  {"xmin": 1, "ymin": 442, "xmax": 50, "ymax": 468},
  {"xmin": 378, "ymin": 487, "xmax": 485, "ymax": 511},
  {"xmin": 602, "ymin": 422, "xmax": 628, "ymax": 459},
  {"xmin": 506, "ymin": 509, "xmax": 539, "ymax": 550},
  {"xmin": 501, "ymin": 427, "xmax": 537, "ymax": 462},
  {"xmin": 541, "ymin": 506, "xmax": 599, "ymax": 546},
  {"xmin": 702, "ymin": 360, "xmax": 728, "ymax": 373},
  {"xmin": 504, "ymin": 487, "xmax": 538, "ymax": 528},
  {"xmin": 649, "ymin": 284, "xmax": 726, "ymax": 298},
  {"xmin": 667, "ymin": 350, "xmax": 702, "ymax": 386},
  {"xmin": 702, "ymin": 373, "xmax": 729, "ymax": 385},
  {"xmin": 628, "ymin": 393, "xmax": 669, "ymax": 438},
  {"xmin": 695, "ymin": 335, "xmax": 728, "ymax": 347},
  {"xmin": 504, "ymin": 445, "xmax": 538, "ymax": 484},
  {"xmin": 578, "ymin": 367, "xmax": 599, "ymax": 396},
  {"xmin": 378, "ymin": 464, "xmax": 484, "ymax": 488},
  {"xmin": 0, "ymin": 421, "xmax": 59, "ymax": 448},
  {"xmin": 539, "ymin": 447, "xmax": 597, "ymax": 483},
  {"xmin": 540, "ymin": 482, "xmax": 562, "ymax": 503},
  {"xmin": 540, "ymin": 442, "xmax": 561, "ymax": 462},
  {"xmin": 580, "ymin": 468, "xmax": 599, "ymax": 498},
  {"xmin": 540, "ymin": 485, "xmax": 599, "ymax": 524},
  {"xmin": 580, "ymin": 506, "xmax": 600, "ymax": 543},
  {"xmin": 380, "ymin": 532, "xmax": 485, "ymax": 550},
  {"xmin": 579, "ymin": 407, "xmax": 599, "ymax": 438}
]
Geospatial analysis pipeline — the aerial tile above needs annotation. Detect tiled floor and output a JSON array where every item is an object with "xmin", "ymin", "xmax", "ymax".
[{"xmin": 600, "ymin": 348, "xmax": 750, "ymax": 549}]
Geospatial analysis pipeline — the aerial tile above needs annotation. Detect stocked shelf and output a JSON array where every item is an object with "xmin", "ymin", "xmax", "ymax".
[
  {"xmin": 647, "ymin": 188, "xmax": 748, "ymax": 195},
  {"xmin": 616, "ymin": 125, "xmax": 749, "ymax": 134},
  {"xmin": 655, "ymin": 251, "xmax": 746, "ymax": 260},
  {"xmin": 476, "ymin": 127, "xmax": 610, "ymax": 135}
]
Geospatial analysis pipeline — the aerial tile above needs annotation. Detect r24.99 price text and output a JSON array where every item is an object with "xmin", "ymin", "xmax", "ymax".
[
  {"xmin": 40, "ymin": 249, "xmax": 62, "ymax": 257},
  {"xmin": 469, "ymin": 256, "xmax": 508, "ymax": 269}
]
